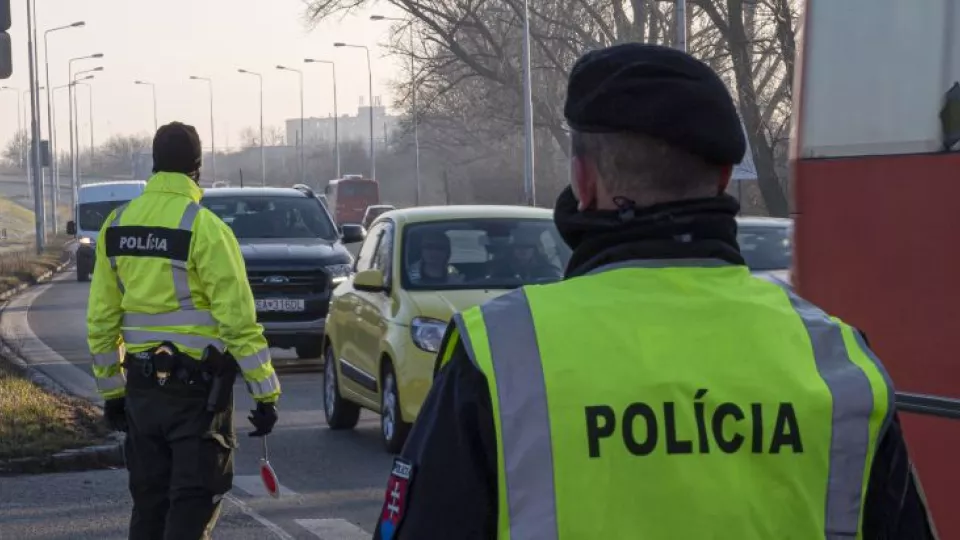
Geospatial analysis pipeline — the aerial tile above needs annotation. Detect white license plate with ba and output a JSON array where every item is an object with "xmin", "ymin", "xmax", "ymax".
[{"xmin": 256, "ymin": 298, "xmax": 305, "ymax": 312}]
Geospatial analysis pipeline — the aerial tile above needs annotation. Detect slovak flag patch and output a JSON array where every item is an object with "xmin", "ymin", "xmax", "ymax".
[{"xmin": 379, "ymin": 457, "xmax": 414, "ymax": 540}]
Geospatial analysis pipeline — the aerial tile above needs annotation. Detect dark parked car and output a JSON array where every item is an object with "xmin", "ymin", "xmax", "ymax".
[
  {"xmin": 200, "ymin": 185, "xmax": 365, "ymax": 359},
  {"xmin": 736, "ymin": 216, "xmax": 793, "ymax": 283}
]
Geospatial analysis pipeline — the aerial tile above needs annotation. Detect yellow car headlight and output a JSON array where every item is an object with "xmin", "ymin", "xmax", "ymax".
[{"xmin": 410, "ymin": 317, "xmax": 447, "ymax": 353}]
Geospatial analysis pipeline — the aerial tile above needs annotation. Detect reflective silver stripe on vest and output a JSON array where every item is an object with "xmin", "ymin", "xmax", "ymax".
[
  {"xmin": 122, "ymin": 329, "xmax": 223, "ymax": 351},
  {"xmin": 173, "ymin": 203, "xmax": 200, "ymax": 310},
  {"xmin": 236, "ymin": 347, "xmax": 272, "ymax": 373},
  {"xmin": 95, "ymin": 373, "xmax": 126, "ymax": 393},
  {"xmin": 459, "ymin": 268, "xmax": 889, "ymax": 539},
  {"xmin": 108, "ymin": 204, "xmax": 130, "ymax": 293},
  {"xmin": 122, "ymin": 309, "xmax": 216, "ymax": 328},
  {"xmin": 456, "ymin": 288, "xmax": 559, "ymax": 540},
  {"xmin": 761, "ymin": 276, "xmax": 890, "ymax": 536},
  {"xmin": 245, "ymin": 370, "xmax": 281, "ymax": 397},
  {"xmin": 92, "ymin": 350, "xmax": 122, "ymax": 368}
]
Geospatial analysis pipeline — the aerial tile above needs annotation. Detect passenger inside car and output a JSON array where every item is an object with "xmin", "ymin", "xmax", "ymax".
[
  {"xmin": 407, "ymin": 230, "xmax": 463, "ymax": 285},
  {"xmin": 488, "ymin": 228, "xmax": 563, "ymax": 281}
]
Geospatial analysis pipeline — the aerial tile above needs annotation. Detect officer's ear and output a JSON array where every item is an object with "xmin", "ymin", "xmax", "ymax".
[
  {"xmin": 571, "ymin": 154, "xmax": 599, "ymax": 211},
  {"xmin": 717, "ymin": 165, "xmax": 733, "ymax": 196}
]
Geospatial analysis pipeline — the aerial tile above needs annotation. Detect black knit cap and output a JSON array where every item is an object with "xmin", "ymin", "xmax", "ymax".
[
  {"xmin": 152, "ymin": 122, "xmax": 203, "ymax": 175},
  {"xmin": 564, "ymin": 43, "xmax": 746, "ymax": 165}
]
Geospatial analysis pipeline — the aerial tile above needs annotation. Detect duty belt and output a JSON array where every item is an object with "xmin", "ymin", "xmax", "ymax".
[{"xmin": 126, "ymin": 344, "xmax": 210, "ymax": 387}]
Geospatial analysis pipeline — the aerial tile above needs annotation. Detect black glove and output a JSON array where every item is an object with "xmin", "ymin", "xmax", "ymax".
[
  {"xmin": 104, "ymin": 398, "xmax": 128, "ymax": 433},
  {"xmin": 248, "ymin": 401, "xmax": 278, "ymax": 437}
]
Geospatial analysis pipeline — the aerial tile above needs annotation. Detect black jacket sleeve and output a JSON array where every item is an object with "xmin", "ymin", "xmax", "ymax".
[
  {"xmin": 861, "ymin": 414, "xmax": 938, "ymax": 538},
  {"xmin": 372, "ymin": 326, "xmax": 498, "ymax": 540}
]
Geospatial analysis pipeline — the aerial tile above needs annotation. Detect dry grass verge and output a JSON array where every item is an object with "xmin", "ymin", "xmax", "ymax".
[
  {"xmin": 0, "ymin": 356, "xmax": 110, "ymax": 461},
  {"xmin": 0, "ymin": 236, "xmax": 70, "ymax": 295}
]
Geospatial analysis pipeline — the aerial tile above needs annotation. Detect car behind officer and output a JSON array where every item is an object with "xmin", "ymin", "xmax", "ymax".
[
  {"xmin": 372, "ymin": 44, "xmax": 937, "ymax": 539},
  {"xmin": 87, "ymin": 122, "xmax": 281, "ymax": 540}
]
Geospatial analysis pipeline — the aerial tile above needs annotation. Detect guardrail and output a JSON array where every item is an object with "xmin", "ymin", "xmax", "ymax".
[{"xmin": 896, "ymin": 392, "xmax": 960, "ymax": 420}]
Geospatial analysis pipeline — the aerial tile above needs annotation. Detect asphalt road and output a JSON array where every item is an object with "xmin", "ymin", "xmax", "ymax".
[{"xmin": 1, "ymin": 268, "xmax": 394, "ymax": 539}]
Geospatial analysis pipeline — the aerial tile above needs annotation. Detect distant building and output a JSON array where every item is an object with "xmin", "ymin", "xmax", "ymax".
[{"xmin": 285, "ymin": 97, "xmax": 401, "ymax": 152}]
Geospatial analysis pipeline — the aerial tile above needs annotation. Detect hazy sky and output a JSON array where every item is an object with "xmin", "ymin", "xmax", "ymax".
[{"xmin": 0, "ymin": 0, "xmax": 405, "ymax": 152}]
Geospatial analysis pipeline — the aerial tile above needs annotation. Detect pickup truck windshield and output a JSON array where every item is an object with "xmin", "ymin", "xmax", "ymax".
[{"xmin": 202, "ymin": 196, "xmax": 338, "ymax": 241}]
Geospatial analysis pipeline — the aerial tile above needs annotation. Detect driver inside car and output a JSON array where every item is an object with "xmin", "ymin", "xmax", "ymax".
[{"xmin": 408, "ymin": 230, "xmax": 462, "ymax": 285}]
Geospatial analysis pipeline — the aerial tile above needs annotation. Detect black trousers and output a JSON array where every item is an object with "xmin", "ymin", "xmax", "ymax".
[{"xmin": 124, "ymin": 360, "xmax": 236, "ymax": 540}]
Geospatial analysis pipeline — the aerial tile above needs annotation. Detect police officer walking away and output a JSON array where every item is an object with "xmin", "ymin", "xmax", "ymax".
[
  {"xmin": 87, "ymin": 122, "xmax": 282, "ymax": 540},
  {"xmin": 372, "ymin": 44, "xmax": 938, "ymax": 539}
]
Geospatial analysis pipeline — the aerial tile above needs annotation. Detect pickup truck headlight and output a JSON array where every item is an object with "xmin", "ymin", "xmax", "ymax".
[
  {"xmin": 326, "ymin": 263, "xmax": 353, "ymax": 285},
  {"xmin": 410, "ymin": 317, "xmax": 447, "ymax": 353}
]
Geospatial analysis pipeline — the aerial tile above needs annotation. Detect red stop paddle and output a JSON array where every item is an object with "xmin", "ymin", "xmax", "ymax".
[{"xmin": 259, "ymin": 436, "xmax": 280, "ymax": 498}]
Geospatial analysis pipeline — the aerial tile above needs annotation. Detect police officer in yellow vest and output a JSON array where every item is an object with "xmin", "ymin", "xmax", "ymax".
[
  {"xmin": 372, "ymin": 44, "xmax": 937, "ymax": 539},
  {"xmin": 87, "ymin": 122, "xmax": 281, "ymax": 540}
]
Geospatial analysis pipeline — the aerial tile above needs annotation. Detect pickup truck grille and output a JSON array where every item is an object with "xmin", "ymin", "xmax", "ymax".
[{"xmin": 247, "ymin": 269, "xmax": 328, "ymax": 295}]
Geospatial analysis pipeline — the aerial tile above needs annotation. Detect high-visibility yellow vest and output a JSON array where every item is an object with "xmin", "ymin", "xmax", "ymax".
[
  {"xmin": 87, "ymin": 172, "xmax": 280, "ymax": 402},
  {"xmin": 451, "ymin": 260, "xmax": 893, "ymax": 540}
]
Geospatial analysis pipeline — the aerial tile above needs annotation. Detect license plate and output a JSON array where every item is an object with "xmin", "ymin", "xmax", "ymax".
[{"xmin": 255, "ymin": 299, "xmax": 305, "ymax": 312}]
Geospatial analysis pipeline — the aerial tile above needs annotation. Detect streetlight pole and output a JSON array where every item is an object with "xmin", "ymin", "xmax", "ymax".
[
  {"xmin": 277, "ymin": 65, "xmax": 305, "ymax": 184},
  {"xmin": 74, "ymin": 69, "xmax": 102, "ymax": 188},
  {"xmin": 676, "ymin": 0, "xmax": 687, "ymax": 52},
  {"xmin": 520, "ymin": 0, "xmax": 536, "ymax": 206},
  {"xmin": 68, "ymin": 53, "xmax": 103, "ymax": 211},
  {"xmin": 75, "ymin": 81, "xmax": 94, "ymax": 173},
  {"xmin": 26, "ymin": 0, "xmax": 45, "ymax": 251},
  {"xmin": 0, "ymin": 87, "xmax": 23, "ymax": 169},
  {"xmin": 52, "ymin": 75, "xmax": 92, "ymax": 185},
  {"xmin": 189, "ymin": 76, "xmax": 217, "ymax": 182},
  {"xmin": 304, "ymin": 58, "xmax": 340, "ymax": 179},
  {"xmin": 371, "ymin": 15, "xmax": 421, "ymax": 205},
  {"xmin": 334, "ymin": 43, "xmax": 375, "ymax": 180},
  {"xmin": 44, "ymin": 21, "xmax": 84, "ymax": 235},
  {"xmin": 134, "ymin": 80, "xmax": 157, "ymax": 131},
  {"xmin": 238, "ymin": 69, "xmax": 265, "ymax": 185}
]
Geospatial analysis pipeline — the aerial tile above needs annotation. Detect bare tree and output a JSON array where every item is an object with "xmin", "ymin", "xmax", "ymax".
[
  {"xmin": 2, "ymin": 130, "xmax": 28, "ymax": 169},
  {"xmin": 306, "ymin": 0, "xmax": 799, "ymax": 215}
]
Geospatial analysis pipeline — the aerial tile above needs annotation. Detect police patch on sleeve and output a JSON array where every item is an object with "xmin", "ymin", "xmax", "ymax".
[{"xmin": 378, "ymin": 457, "xmax": 415, "ymax": 540}]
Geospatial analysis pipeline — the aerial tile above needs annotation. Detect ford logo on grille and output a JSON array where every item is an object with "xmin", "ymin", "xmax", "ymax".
[{"xmin": 263, "ymin": 275, "xmax": 289, "ymax": 284}]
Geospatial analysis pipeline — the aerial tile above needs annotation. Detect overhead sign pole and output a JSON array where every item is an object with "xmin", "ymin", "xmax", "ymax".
[{"xmin": 25, "ymin": 0, "xmax": 45, "ymax": 253}]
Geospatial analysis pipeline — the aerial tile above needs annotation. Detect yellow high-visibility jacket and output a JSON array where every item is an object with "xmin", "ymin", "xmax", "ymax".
[{"xmin": 87, "ymin": 172, "xmax": 280, "ymax": 403}]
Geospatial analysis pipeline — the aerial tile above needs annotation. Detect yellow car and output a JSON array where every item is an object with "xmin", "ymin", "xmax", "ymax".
[{"xmin": 322, "ymin": 205, "xmax": 572, "ymax": 451}]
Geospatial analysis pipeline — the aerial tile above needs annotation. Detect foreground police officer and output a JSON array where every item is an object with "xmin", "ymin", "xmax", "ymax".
[
  {"xmin": 372, "ymin": 44, "xmax": 937, "ymax": 539},
  {"xmin": 87, "ymin": 122, "xmax": 281, "ymax": 540}
]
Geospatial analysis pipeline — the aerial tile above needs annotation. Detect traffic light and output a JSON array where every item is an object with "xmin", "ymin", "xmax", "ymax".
[{"xmin": 0, "ymin": 0, "xmax": 11, "ymax": 79}]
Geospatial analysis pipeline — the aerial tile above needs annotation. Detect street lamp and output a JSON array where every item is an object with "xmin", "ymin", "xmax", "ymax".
[
  {"xmin": 51, "ymin": 75, "xmax": 94, "ymax": 197},
  {"xmin": 334, "ymin": 42, "xmax": 376, "ymax": 180},
  {"xmin": 189, "ymin": 76, "xmax": 217, "ymax": 182},
  {"xmin": 304, "ymin": 58, "xmax": 340, "ymax": 178},
  {"xmin": 0, "ymin": 86, "xmax": 23, "ymax": 169},
  {"xmin": 277, "ymin": 65, "xmax": 305, "ymax": 184},
  {"xmin": 75, "ymin": 69, "xmax": 102, "ymax": 186},
  {"xmin": 238, "ymin": 68, "xmax": 266, "ymax": 185},
  {"xmin": 68, "ymin": 53, "xmax": 103, "ymax": 210},
  {"xmin": 134, "ymin": 80, "xmax": 158, "ymax": 132},
  {"xmin": 371, "ymin": 15, "xmax": 421, "ymax": 205},
  {"xmin": 43, "ymin": 20, "xmax": 84, "ymax": 233}
]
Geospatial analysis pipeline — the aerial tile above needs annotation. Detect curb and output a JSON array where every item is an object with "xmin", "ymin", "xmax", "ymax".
[
  {"xmin": 0, "ymin": 248, "xmax": 125, "ymax": 476},
  {"xmin": 0, "ymin": 434, "xmax": 126, "ymax": 476}
]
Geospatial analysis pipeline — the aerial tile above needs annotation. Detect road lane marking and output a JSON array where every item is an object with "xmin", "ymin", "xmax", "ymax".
[
  {"xmin": 295, "ymin": 519, "xmax": 371, "ymax": 539},
  {"xmin": 233, "ymin": 475, "xmax": 299, "ymax": 497},
  {"xmin": 224, "ymin": 493, "xmax": 295, "ymax": 540}
]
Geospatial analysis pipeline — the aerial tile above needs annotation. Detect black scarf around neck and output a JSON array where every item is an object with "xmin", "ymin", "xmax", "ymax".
[{"xmin": 552, "ymin": 186, "xmax": 745, "ymax": 278}]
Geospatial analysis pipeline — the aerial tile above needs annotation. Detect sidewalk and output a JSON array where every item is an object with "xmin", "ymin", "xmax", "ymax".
[{"xmin": 0, "ymin": 469, "xmax": 284, "ymax": 539}]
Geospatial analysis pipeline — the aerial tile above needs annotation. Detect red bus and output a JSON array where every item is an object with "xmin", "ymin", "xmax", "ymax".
[
  {"xmin": 792, "ymin": 1, "xmax": 959, "ymax": 536},
  {"xmin": 323, "ymin": 175, "xmax": 380, "ymax": 225}
]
